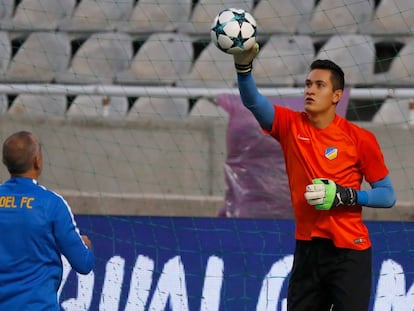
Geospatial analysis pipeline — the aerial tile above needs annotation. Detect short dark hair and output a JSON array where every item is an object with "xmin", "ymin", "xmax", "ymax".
[{"xmin": 310, "ymin": 59, "xmax": 345, "ymax": 91}]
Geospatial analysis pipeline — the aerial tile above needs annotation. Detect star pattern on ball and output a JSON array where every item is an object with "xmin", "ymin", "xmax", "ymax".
[
  {"xmin": 230, "ymin": 12, "xmax": 249, "ymax": 49},
  {"xmin": 211, "ymin": 19, "xmax": 226, "ymax": 41}
]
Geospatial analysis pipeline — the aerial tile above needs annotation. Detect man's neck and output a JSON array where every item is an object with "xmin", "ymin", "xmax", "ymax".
[{"xmin": 306, "ymin": 112, "xmax": 336, "ymax": 129}]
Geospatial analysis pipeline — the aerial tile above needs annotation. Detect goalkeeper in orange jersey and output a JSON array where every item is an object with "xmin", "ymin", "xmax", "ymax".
[
  {"xmin": 0, "ymin": 131, "xmax": 94, "ymax": 310},
  {"xmin": 233, "ymin": 46, "xmax": 396, "ymax": 310}
]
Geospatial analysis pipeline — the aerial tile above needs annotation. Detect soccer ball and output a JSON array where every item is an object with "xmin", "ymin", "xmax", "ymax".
[{"xmin": 210, "ymin": 8, "xmax": 257, "ymax": 55}]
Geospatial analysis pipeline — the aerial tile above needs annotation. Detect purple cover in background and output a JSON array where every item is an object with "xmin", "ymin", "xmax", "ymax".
[{"xmin": 216, "ymin": 89, "xmax": 350, "ymax": 219}]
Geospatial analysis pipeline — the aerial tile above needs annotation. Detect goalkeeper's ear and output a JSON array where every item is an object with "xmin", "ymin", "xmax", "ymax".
[{"xmin": 234, "ymin": 43, "xmax": 260, "ymax": 74}]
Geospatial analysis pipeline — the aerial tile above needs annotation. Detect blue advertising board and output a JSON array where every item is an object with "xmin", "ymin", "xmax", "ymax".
[{"xmin": 58, "ymin": 216, "xmax": 414, "ymax": 311}]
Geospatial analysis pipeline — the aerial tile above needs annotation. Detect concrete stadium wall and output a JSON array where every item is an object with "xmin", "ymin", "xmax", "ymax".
[
  {"xmin": 0, "ymin": 115, "xmax": 227, "ymax": 213},
  {"xmin": 0, "ymin": 115, "xmax": 228, "ymax": 195},
  {"xmin": 0, "ymin": 116, "xmax": 412, "ymax": 220}
]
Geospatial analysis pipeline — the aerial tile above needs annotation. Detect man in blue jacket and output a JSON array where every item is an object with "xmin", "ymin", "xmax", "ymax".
[{"xmin": 0, "ymin": 131, "xmax": 95, "ymax": 310}]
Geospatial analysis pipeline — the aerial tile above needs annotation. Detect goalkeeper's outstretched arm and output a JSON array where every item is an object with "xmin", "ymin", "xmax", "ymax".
[
  {"xmin": 234, "ymin": 44, "xmax": 274, "ymax": 131},
  {"xmin": 237, "ymin": 74, "xmax": 274, "ymax": 131}
]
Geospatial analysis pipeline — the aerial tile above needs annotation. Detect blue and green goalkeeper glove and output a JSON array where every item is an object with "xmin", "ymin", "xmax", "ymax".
[{"xmin": 304, "ymin": 178, "xmax": 357, "ymax": 210}]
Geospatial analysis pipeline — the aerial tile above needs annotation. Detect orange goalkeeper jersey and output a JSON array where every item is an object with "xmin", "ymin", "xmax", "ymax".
[{"xmin": 268, "ymin": 106, "xmax": 389, "ymax": 250}]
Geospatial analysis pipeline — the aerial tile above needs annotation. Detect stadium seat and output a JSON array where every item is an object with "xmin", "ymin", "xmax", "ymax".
[
  {"xmin": 0, "ymin": 94, "xmax": 8, "ymax": 113},
  {"xmin": 253, "ymin": 0, "xmax": 314, "ymax": 35},
  {"xmin": 298, "ymin": 0, "xmax": 374, "ymax": 35},
  {"xmin": 0, "ymin": 0, "xmax": 15, "ymax": 19},
  {"xmin": 296, "ymin": 34, "xmax": 375, "ymax": 86},
  {"xmin": 0, "ymin": 0, "xmax": 14, "ymax": 17},
  {"xmin": 372, "ymin": 98, "xmax": 413, "ymax": 126},
  {"xmin": 55, "ymin": 32, "xmax": 133, "ymax": 84},
  {"xmin": 0, "ymin": 32, "xmax": 71, "ymax": 83},
  {"xmin": 5, "ymin": 0, "xmax": 75, "ymax": 34},
  {"xmin": 127, "ymin": 97, "xmax": 188, "ymax": 119},
  {"xmin": 373, "ymin": 38, "xmax": 414, "ymax": 86},
  {"xmin": 67, "ymin": 95, "xmax": 128, "ymax": 118},
  {"xmin": 59, "ymin": 0, "xmax": 134, "ymax": 37},
  {"xmin": 8, "ymin": 95, "xmax": 67, "ymax": 116},
  {"xmin": 362, "ymin": 0, "xmax": 414, "ymax": 36},
  {"xmin": 116, "ymin": 0, "xmax": 192, "ymax": 35},
  {"xmin": 115, "ymin": 32, "xmax": 193, "ymax": 86},
  {"xmin": 0, "ymin": 31, "xmax": 11, "ymax": 75},
  {"xmin": 179, "ymin": 0, "xmax": 254, "ymax": 37},
  {"xmin": 0, "ymin": 0, "xmax": 16, "ymax": 30},
  {"xmin": 254, "ymin": 35, "xmax": 314, "ymax": 87},
  {"xmin": 177, "ymin": 42, "xmax": 236, "ymax": 88},
  {"xmin": 189, "ymin": 97, "xmax": 228, "ymax": 118}
]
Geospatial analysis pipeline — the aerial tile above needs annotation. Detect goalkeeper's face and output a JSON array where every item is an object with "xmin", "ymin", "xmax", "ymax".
[{"xmin": 303, "ymin": 69, "xmax": 343, "ymax": 116}]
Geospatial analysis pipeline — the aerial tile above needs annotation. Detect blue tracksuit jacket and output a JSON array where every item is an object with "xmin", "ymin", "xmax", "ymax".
[{"xmin": 0, "ymin": 177, "xmax": 94, "ymax": 310}]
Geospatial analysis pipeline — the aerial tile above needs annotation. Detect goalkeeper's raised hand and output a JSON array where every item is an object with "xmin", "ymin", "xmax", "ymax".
[
  {"xmin": 304, "ymin": 178, "xmax": 357, "ymax": 210},
  {"xmin": 234, "ymin": 43, "xmax": 259, "ymax": 75}
]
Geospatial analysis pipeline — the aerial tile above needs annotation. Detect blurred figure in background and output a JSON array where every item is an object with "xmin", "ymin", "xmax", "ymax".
[{"xmin": 216, "ymin": 94, "xmax": 293, "ymax": 219}]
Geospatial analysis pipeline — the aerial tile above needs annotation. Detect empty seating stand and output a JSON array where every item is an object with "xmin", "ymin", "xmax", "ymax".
[
  {"xmin": 59, "ymin": 0, "xmax": 134, "ymax": 38},
  {"xmin": 55, "ymin": 32, "xmax": 133, "ymax": 84},
  {"xmin": 4, "ymin": 0, "xmax": 76, "ymax": 38},
  {"xmin": 253, "ymin": 0, "xmax": 314, "ymax": 36},
  {"xmin": 115, "ymin": 32, "xmax": 193, "ymax": 86},
  {"xmin": 253, "ymin": 35, "xmax": 315, "ymax": 87},
  {"xmin": 362, "ymin": 0, "xmax": 414, "ymax": 37},
  {"xmin": 8, "ymin": 94, "xmax": 67, "ymax": 116},
  {"xmin": 67, "ymin": 95, "xmax": 128, "ymax": 119},
  {"xmin": 0, "ymin": 32, "xmax": 71, "ymax": 83},
  {"xmin": 298, "ymin": 0, "xmax": 375, "ymax": 35},
  {"xmin": 116, "ymin": 0, "xmax": 192, "ymax": 36}
]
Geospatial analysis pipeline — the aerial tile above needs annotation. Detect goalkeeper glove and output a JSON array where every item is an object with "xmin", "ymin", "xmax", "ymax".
[
  {"xmin": 233, "ymin": 43, "xmax": 260, "ymax": 75},
  {"xmin": 304, "ymin": 178, "xmax": 357, "ymax": 210}
]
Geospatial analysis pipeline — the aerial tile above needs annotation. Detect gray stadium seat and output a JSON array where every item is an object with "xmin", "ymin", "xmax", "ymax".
[
  {"xmin": 8, "ymin": 95, "xmax": 67, "ymax": 116},
  {"xmin": 55, "ymin": 32, "xmax": 133, "ymax": 84},
  {"xmin": 67, "ymin": 95, "xmax": 128, "ymax": 118},
  {"xmin": 179, "ymin": 0, "xmax": 254, "ymax": 37},
  {"xmin": 0, "ymin": 32, "xmax": 71, "ymax": 83},
  {"xmin": 177, "ymin": 42, "xmax": 236, "ymax": 88},
  {"xmin": 0, "ymin": 0, "xmax": 15, "ymax": 23},
  {"xmin": 189, "ymin": 97, "xmax": 228, "ymax": 118},
  {"xmin": 254, "ymin": 35, "xmax": 314, "ymax": 87},
  {"xmin": 298, "ymin": 0, "xmax": 374, "ymax": 35},
  {"xmin": 115, "ymin": 32, "xmax": 193, "ymax": 86},
  {"xmin": 296, "ymin": 34, "xmax": 375, "ymax": 86},
  {"xmin": 372, "ymin": 98, "xmax": 413, "ymax": 126},
  {"xmin": 0, "ymin": 94, "xmax": 8, "ymax": 113},
  {"xmin": 373, "ymin": 38, "xmax": 414, "ymax": 86},
  {"xmin": 253, "ymin": 0, "xmax": 314, "ymax": 35},
  {"xmin": 116, "ymin": 0, "xmax": 192, "ymax": 35},
  {"xmin": 127, "ymin": 97, "xmax": 188, "ymax": 119},
  {"xmin": 59, "ymin": 0, "xmax": 134, "ymax": 36},
  {"xmin": 0, "ymin": 31, "xmax": 11, "ymax": 75},
  {"xmin": 6, "ymin": 0, "xmax": 76, "ymax": 34},
  {"xmin": 362, "ymin": 0, "xmax": 414, "ymax": 36}
]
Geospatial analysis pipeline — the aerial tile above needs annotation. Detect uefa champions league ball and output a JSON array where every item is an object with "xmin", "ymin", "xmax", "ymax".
[{"xmin": 210, "ymin": 8, "xmax": 257, "ymax": 55}]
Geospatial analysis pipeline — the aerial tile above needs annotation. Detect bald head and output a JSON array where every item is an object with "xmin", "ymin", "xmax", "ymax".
[{"xmin": 2, "ymin": 131, "xmax": 42, "ymax": 176}]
